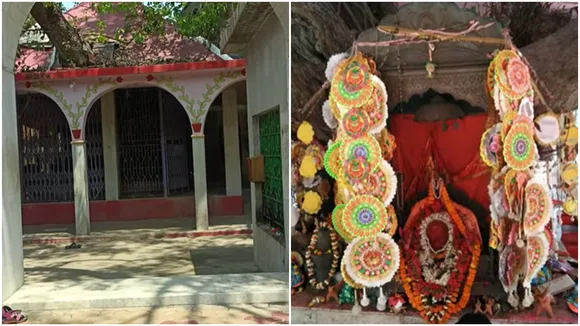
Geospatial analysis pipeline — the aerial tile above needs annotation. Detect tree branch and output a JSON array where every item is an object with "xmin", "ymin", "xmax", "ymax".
[{"xmin": 30, "ymin": 2, "xmax": 93, "ymax": 67}]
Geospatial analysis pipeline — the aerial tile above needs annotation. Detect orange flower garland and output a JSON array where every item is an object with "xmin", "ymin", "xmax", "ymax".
[{"xmin": 400, "ymin": 179, "xmax": 481, "ymax": 324}]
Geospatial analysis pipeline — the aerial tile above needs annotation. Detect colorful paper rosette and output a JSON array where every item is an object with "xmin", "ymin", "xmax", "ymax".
[
  {"xmin": 493, "ymin": 86, "xmax": 515, "ymax": 119},
  {"xmin": 330, "ymin": 52, "xmax": 374, "ymax": 111},
  {"xmin": 331, "ymin": 204, "xmax": 352, "ymax": 242},
  {"xmin": 341, "ymin": 108, "xmax": 371, "ymax": 138},
  {"xmin": 480, "ymin": 123, "xmax": 502, "ymax": 168},
  {"xmin": 523, "ymin": 233, "xmax": 550, "ymax": 288},
  {"xmin": 486, "ymin": 58, "xmax": 496, "ymax": 97},
  {"xmin": 499, "ymin": 244, "xmax": 526, "ymax": 293},
  {"xmin": 500, "ymin": 110, "xmax": 517, "ymax": 140},
  {"xmin": 376, "ymin": 129, "xmax": 397, "ymax": 161},
  {"xmin": 341, "ymin": 195, "xmax": 389, "ymax": 239},
  {"xmin": 341, "ymin": 259, "xmax": 363, "ymax": 289},
  {"xmin": 340, "ymin": 135, "xmax": 382, "ymax": 172},
  {"xmin": 343, "ymin": 233, "xmax": 400, "ymax": 288},
  {"xmin": 494, "ymin": 50, "xmax": 531, "ymax": 100},
  {"xmin": 523, "ymin": 181, "xmax": 553, "ymax": 236},
  {"xmin": 503, "ymin": 121, "xmax": 537, "ymax": 171},
  {"xmin": 359, "ymin": 75, "xmax": 389, "ymax": 134},
  {"xmin": 353, "ymin": 160, "xmax": 397, "ymax": 206},
  {"xmin": 385, "ymin": 205, "xmax": 398, "ymax": 237},
  {"xmin": 323, "ymin": 140, "xmax": 342, "ymax": 179}
]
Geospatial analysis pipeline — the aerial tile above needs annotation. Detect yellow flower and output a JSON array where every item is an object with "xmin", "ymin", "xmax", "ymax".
[
  {"xmin": 302, "ymin": 191, "xmax": 322, "ymax": 214},
  {"xmin": 299, "ymin": 155, "xmax": 317, "ymax": 178},
  {"xmin": 297, "ymin": 121, "xmax": 314, "ymax": 144}
]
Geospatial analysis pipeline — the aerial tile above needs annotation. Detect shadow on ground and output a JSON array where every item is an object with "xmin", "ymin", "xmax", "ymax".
[{"xmin": 23, "ymin": 234, "xmax": 258, "ymax": 287}]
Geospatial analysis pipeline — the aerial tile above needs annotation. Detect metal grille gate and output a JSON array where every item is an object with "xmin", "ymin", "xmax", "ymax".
[
  {"xmin": 161, "ymin": 91, "xmax": 193, "ymax": 197},
  {"xmin": 117, "ymin": 87, "xmax": 193, "ymax": 199},
  {"xmin": 85, "ymin": 100, "xmax": 105, "ymax": 200},
  {"xmin": 17, "ymin": 93, "xmax": 74, "ymax": 203},
  {"xmin": 258, "ymin": 108, "xmax": 284, "ymax": 232}
]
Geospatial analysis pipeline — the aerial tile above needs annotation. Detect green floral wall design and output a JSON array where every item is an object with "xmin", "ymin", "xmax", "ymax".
[
  {"xmin": 76, "ymin": 78, "xmax": 117, "ymax": 128},
  {"xmin": 155, "ymin": 70, "xmax": 243, "ymax": 124},
  {"xmin": 30, "ymin": 81, "xmax": 79, "ymax": 128},
  {"xmin": 31, "ymin": 78, "xmax": 117, "ymax": 129},
  {"xmin": 194, "ymin": 70, "xmax": 243, "ymax": 122},
  {"xmin": 27, "ymin": 70, "xmax": 244, "ymax": 130}
]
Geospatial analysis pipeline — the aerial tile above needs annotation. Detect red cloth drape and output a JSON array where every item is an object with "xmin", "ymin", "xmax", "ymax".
[{"xmin": 390, "ymin": 114, "xmax": 491, "ymax": 218}]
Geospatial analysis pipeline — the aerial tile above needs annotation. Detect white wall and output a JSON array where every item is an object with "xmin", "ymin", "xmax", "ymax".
[
  {"xmin": 2, "ymin": 2, "xmax": 34, "ymax": 301},
  {"xmin": 245, "ymin": 12, "xmax": 289, "ymax": 272}
]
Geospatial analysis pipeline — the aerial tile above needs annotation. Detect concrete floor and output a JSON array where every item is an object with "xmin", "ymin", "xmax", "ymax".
[
  {"xmin": 22, "ymin": 216, "xmax": 252, "ymax": 238},
  {"xmin": 23, "ymin": 234, "xmax": 258, "ymax": 284},
  {"xmin": 24, "ymin": 303, "xmax": 288, "ymax": 324}
]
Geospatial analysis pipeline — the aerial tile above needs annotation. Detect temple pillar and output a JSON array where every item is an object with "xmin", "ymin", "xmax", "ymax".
[
  {"xmin": 192, "ymin": 135, "xmax": 209, "ymax": 230},
  {"xmin": 72, "ymin": 140, "xmax": 91, "ymax": 235},
  {"xmin": 2, "ymin": 68, "xmax": 24, "ymax": 301},
  {"xmin": 222, "ymin": 86, "xmax": 242, "ymax": 196},
  {"xmin": 101, "ymin": 91, "xmax": 119, "ymax": 200}
]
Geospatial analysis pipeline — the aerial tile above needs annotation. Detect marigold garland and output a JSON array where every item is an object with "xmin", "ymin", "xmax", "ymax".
[{"xmin": 400, "ymin": 179, "xmax": 480, "ymax": 324}]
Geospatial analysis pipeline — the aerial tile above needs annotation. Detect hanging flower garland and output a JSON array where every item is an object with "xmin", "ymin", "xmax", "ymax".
[
  {"xmin": 305, "ymin": 220, "xmax": 341, "ymax": 290},
  {"xmin": 400, "ymin": 178, "xmax": 481, "ymax": 324}
]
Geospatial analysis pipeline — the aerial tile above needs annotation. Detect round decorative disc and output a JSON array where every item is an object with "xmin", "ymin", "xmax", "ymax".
[
  {"xmin": 494, "ymin": 50, "xmax": 529, "ymax": 100},
  {"xmin": 331, "ymin": 204, "xmax": 352, "ymax": 242},
  {"xmin": 500, "ymin": 110, "xmax": 518, "ymax": 141},
  {"xmin": 503, "ymin": 122, "xmax": 537, "ymax": 171},
  {"xmin": 358, "ymin": 160, "xmax": 397, "ymax": 206},
  {"xmin": 340, "ymin": 135, "xmax": 381, "ymax": 172},
  {"xmin": 513, "ymin": 113, "xmax": 534, "ymax": 129},
  {"xmin": 523, "ymin": 182, "xmax": 552, "ymax": 236},
  {"xmin": 342, "ymin": 156, "xmax": 371, "ymax": 185},
  {"xmin": 534, "ymin": 113, "xmax": 560, "ymax": 146},
  {"xmin": 523, "ymin": 233, "xmax": 550, "ymax": 288},
  {"xmin": 341, "ymin": 259, "xmax": 363, "ymax": 289},
  {"xmin": 562, "ymin": 163, "xmax": 578, "ymax": 186},
  {"xmin": 342, "ymin": 195, "xmax": 388, "ymax": 238},
  {"xmin": 487, "ymin": 58, "xmax": 496, "ymax": 97},
  {"xmin": 342, "ymin": 108, "xmax": 370, "ymax": 138},
  {"xmin": 480, "ymin": 123, "xmax": 501, "ymax": 167},
  {"xmin": 507, "ymin": 57, "xmax": 531, "ymax": 97},
  {"xmin": 493, "ymin": 86, "xmax": 515, "ymax": 119},
  {"xmin": 376, "ymin": 129, "xmax": 397, "ymax": 161},
  {"xmin": 360, "ymin": 75, "xmax": 389, "ymax": 134},
  {"xmin": 343, "ymin": 233, "xmax": 400, "ymax": 288},
  {"xmin": 504, "ymin": 169, "xmax": 530, "ymax": 211},
  {"xmin": 330, "ymin": 53, "xmax": 374, "ymax": 110},
  {"xmin": 385, "ymin": 205, "xmax": 398, "ymax": 237},
  {"xmin": 329, "ymin": 97, "xmax": 342, "ymax": 120},
  {"xmin": 324, "ymin": 140, "xmax": 342, "ymax": 179}
]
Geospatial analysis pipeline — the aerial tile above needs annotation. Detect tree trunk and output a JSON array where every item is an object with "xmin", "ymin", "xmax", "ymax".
[
  {"xmin": 520, "ymin": 18, "xmax": 578, "ymax": 113},
  {"xmin": 30, "ymin": 2, "xmax": 93, "ymax": 67}
]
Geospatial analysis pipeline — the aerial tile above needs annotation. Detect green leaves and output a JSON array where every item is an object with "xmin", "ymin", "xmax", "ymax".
[{"xmin": 93, "ymin": 2, "xmax": 233, "ymax": 45}]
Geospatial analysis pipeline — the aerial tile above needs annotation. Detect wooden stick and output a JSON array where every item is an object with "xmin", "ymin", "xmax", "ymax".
[{"xmin": 377, "ymin": 25, "xmax": 505, "ymax": 45}]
